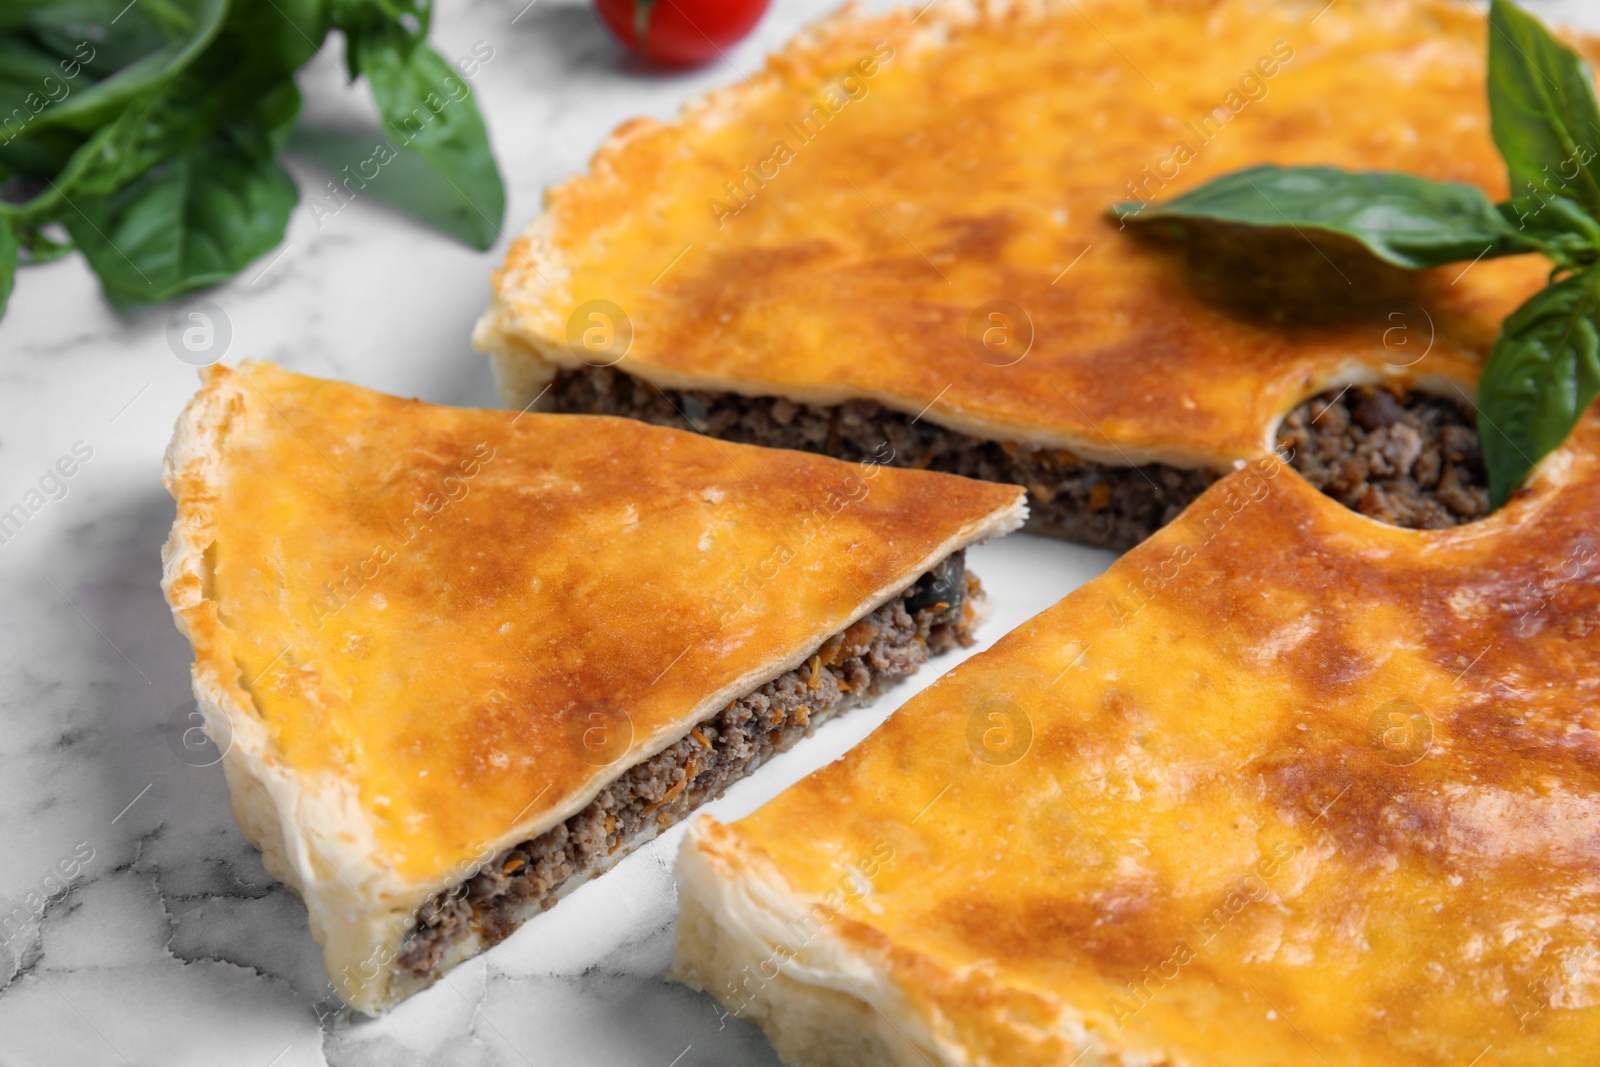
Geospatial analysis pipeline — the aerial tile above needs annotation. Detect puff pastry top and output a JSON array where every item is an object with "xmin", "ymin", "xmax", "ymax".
[
  {"xmin": 160, "ymin": 361, "xmax": 1023, "ymax": 1010},
  {"xmin": 477, "ymin": 0, "xmax": 1589, "ymax": 467},
  {"xmin": 686, "ymin": 410, "xmax": 1600, "ymax": 1066}
]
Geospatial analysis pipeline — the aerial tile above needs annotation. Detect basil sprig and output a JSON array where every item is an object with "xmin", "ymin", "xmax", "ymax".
[
  {"xmin": 0, "ymin": 0, "xmax": 504, "ymax": 317},
  {"xmin": 1115, "ymin": 0, "xmax": 1600, "ymax": 509}
]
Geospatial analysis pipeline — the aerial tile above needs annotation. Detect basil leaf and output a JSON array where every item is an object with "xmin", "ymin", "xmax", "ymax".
[
  {"xmin": 0, "ymin": 0, "xmax": 232, "ymax": 191},
  {"xmin": 15, "ymin": 222, "xmax": 74, "ymax": 264},
  {"xmin": 61, "ymin": 123, "xmax": 296, "ymax": 308},
  {"xmin": 12, "ymin": 0, "xmax": 318, "ymax": 223},
  {"xmin": 332, "ymin": 0, "xmax": 430, "ymax": 82},
  {"xmin": 0, "ymin": 216, "xmax": 17, "ymax": 318},
  {"xmin": 1116, "ymin": 165, "xmax": 1539, "ymax": 269},
  {"xmin": 23, "ymin": 0, "xmax": 232, "ymax": 135},
  {"xmin": 354, "ymin": 22, "xmax": 504, "ymax": 250},
  {"xmin": 1488, "ymin": 0, "xmax": 1600, "ymax": 232},
  {"xmin": 0, "ymin": 35, "xmax": 67, "ymax": 111},
  {"xmin": 1478, "ymin": 270, "xmax": 1600, "ymax": 507}
]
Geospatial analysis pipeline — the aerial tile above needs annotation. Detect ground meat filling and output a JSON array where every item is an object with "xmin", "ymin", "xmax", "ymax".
[
  {"xmin": 395, "ymin": 554, "xmax": 979, "ymax": 980},
  {"xmin": 550, "ymin": 365, "xmax": 1215, "ymax": 551},
  {"xmin": 1278, "ymin": 385, "xmax": 1488, "ymax": 528},
  {"xmin": 551, "ymin": 365, "xmax": 1491, "ymax": 536}
]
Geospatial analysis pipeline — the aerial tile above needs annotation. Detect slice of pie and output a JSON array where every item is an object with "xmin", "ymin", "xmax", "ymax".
[
  {"xmin": 672, "ymin": 409, "xmax": 1600, "ymax": 1066},
  {"xmin": 475, "ymin": 0, "xmax": 1591, "ymax": 544},
  {"xmin": 159, "ymin": 360, "xmax": 1024, "ymax": 1014}
]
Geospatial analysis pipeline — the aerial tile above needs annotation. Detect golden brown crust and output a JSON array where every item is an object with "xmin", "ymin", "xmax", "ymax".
[
  {"xmin": 477, "ymin": 0, "xmax": 1574, "ymax": 467},
  {"xmin": 159, "ymin": 361, "xmax": 1025, "ymax": 1013},
  {"xmin": 675, "ymin": 408, "xmax": 1600, "ymax": 1067}
]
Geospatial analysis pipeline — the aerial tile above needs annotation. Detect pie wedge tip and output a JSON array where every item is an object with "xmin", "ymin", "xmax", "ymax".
[{"xmin": 160, "ymin": 360, "xmax": 1024, "ymax": 1013}]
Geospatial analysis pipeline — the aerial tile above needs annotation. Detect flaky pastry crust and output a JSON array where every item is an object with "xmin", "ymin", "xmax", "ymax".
[
  {"xmin": 674, "ymin": 406, "xmax": 1600, "ymax": 1067},
  {"xmin": 476, "ymin": 0, "xmax": 1599, "ymax": 468},
  {"xmin": 160, "ymin": 361, "xmax": 1024, "ymax": 1013}
]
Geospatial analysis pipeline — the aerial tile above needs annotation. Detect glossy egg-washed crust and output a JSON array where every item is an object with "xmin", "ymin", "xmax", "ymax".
[
  {"xmin": 675, "ymin": 407, "xmax": 1600, "ymax": 1067},
  {"xmin": 476, "ymin": 0, "xmax": 1600, "ymax": 468},
  {"xmin": 159, "ymin": 361, "xmax": 1024, "ymax": 1013}
]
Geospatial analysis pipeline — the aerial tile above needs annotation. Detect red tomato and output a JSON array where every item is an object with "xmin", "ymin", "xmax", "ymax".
[{"xmin": 595, "ymin": 0, "xmax": 770, "ymax": 66}]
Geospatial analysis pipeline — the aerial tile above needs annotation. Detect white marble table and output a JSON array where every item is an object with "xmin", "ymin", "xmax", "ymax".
[{"xmin": 0, "ymin": 1, "xmax": 1592, "ymax": 1063}]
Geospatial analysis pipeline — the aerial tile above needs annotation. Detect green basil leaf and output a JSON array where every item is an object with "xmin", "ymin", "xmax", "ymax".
[
  {"xmin": 354, "ymin": 24, "xmax": 504, "ymax": 249},
  {"xmin": 58, "ymin": 56, "xmax": 311, "ymax": 201},
  {"xmin": 1478, "ymin": 269, "xmax": 1600, "ymax": 507},
  {"xmin": 16, "ymin": 222, "xmax": 74, "ymax": 264},
  {"xmin": 0, "ymin": 215, "xmax": 17, "ymax": 317},
  {"xmin": 21, "ymin": 0, "xmax": 232, "ymax": 134},
  {"xmin": 1116, "ymin": 164, "xmax": 1539, "ymax": 269},
  {"xmin": 0, "ymin": 35, "xmax": 67, "ymax": 110},
  {"xmin": 0, "ymin": 0, "xmax": 231, "ymax": 189},
  {"xmin": 15, "ymin": 0, "xmax": 319, "ymax": 216},
  {"xmin": 331, "ymin": 0, "xmax": 430, "ymax": 77},
  {"xmin": 60, "ymin": 123, "xmax": 296, "ymax": 308},
  {"xmin": 1488, "ymin": 0, "xmax": 1600, "ymax": 233}
]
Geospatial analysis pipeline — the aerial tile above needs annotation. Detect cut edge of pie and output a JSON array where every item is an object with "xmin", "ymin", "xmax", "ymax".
[
  {"xmin": 159, "ymin": 361, "xmax": 1027, "ymax": 1014},
  {"xmin": 471, "ymin": 0, "xmax": 1558, "ymax": 545},
  {"xmin": 472, "ymin": 0, "xmax": 1565, "ymax": 463},
  {"xmin": 470, "ymin": 0, "xmax": 931, "ymax": 400},
  {"xmin": 667, "ymin": 418, "xmax": 1600, "ymax": 1066}
]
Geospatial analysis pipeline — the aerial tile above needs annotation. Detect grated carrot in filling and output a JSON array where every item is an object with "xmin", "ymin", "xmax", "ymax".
[{"xmin": 644, "ymin": 757, "xmax": 696, "ymax": 818}]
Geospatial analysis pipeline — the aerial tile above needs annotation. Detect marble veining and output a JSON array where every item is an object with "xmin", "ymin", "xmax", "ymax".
[{"xmin": 0, "ymin": 0, "xmax": 1591, "ymax": 1063}]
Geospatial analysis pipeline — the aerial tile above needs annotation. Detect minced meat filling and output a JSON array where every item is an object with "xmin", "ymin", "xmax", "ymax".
[
  {"xmin": 1277, "ymin": 385, "xmax": 1488, "ymax": 528},
  {"xmin": 549, "ymin": 365, "xmax": 1215, "ymax": 551},
  {"xmin": 396, "ymin": 554, "xmax": 979, "ymax": 979},
  {"xmin": 549, "ymin": 365, "xmax": 1491, "ymax": 536}
]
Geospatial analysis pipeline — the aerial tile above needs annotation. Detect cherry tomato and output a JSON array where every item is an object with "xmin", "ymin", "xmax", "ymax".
[{"xmin": 595, "ymin": 0, "xmax": 770, "ymax": 67}]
